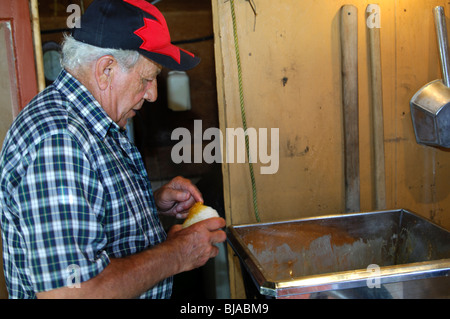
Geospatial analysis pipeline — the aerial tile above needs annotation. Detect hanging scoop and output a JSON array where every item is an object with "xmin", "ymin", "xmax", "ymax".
[{"xmin": 410, "ymin": 6, "xmax": 450, "ymax": 148}]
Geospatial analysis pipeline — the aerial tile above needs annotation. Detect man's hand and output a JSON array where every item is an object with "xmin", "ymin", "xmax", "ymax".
[
  {"xmin": 153, "ymin": 176, "xmax": 203, "ymax": 219},
  {"xmin": 165, "ymin": 217, "xmax": 227, "ymax": 272}
]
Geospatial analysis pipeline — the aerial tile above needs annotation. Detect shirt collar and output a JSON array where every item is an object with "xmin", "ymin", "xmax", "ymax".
[{"xmin": 54, "ymin": 69, "xmax": 120, "ymax": 139}]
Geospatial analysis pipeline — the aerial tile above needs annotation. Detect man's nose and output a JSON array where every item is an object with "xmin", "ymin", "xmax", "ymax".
[{"xmin": 144, "ymin": 82, "xmax": 158, "ymax": 102}]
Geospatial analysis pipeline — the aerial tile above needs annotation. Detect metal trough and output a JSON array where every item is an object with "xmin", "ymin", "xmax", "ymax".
[{"xmin": 227, "ymin": 209, "xmax": 450, "ymax": 299}]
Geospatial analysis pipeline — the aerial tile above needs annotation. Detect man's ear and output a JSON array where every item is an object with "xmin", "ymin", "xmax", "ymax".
[{"xmin": 95, "ymin": 55, "xmax": 116, "ymax": 91}]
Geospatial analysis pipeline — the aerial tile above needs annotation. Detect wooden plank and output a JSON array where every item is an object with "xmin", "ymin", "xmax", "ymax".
[
  {"xmin": 30, "ymin": 0, "xmax": 45, "ymax": 92},
  {"xmin": 211, "ymin": 0, "xmax": 243, "ymax": 299},
  {"xmin": 340, "ymin": 5, "xmax": 360, "ymax": 213},
  {"xmin": 367, "ymin": 5, "xmax": 387, "ymax": 210}
]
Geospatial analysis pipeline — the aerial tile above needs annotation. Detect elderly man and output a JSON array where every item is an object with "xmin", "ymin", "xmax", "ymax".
[{"xmin": 0, "ymin": 0, "xmax": 225, "ymax": 299}]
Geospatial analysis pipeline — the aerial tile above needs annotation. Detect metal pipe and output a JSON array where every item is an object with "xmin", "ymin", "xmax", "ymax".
[{"xmin": 434, "ymin": 6, "xmax": 450, "ymax": 87}]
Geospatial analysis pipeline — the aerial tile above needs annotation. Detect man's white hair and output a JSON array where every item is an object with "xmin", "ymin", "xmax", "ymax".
[{"xmin": 60, "ymin": 34, "xmax": 141, "ymax": 72}]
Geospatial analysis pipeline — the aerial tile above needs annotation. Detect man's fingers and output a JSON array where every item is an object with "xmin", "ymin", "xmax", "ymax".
[
  {"xmin": 209, "ymin": 245, "xmax": 219, "ymax": 258},
  {"xmin": 210, "ymin": 229, "xmax": 227, "ymax": 245},
  {"xmin": 155, "ymin": 176, "xmax": 205, "ymax": 218},
  {"xmin": 160, "ymin": 188, "xmax": 189, "ymax": 203},
  {"xmin": 171, "ymin": 176, "xmax": 203, "ymax": 203},
  {"xmin": 175, "ymin": 212, "xmax": 189, "ymax": 219},
  {"xmin": 174, "ymin": 195, "xmax": 196, "ymax": 213},
  {"xmin": 202, "ymin": 217, "xmax": 226, "ymax": 231}
]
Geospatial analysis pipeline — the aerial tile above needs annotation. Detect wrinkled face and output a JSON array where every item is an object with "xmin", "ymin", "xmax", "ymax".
[{"xmin": 107, "ymin": 57, "xmax": 161, "ymax": 128}]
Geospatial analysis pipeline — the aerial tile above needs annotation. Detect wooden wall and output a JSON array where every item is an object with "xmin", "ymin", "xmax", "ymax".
[{"xmin": 212, "ymin": 0, "xmax": 450, "ymax": 298}]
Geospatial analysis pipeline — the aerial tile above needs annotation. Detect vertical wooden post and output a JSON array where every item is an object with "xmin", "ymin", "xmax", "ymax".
[{"xmin": 30, "ymin": 0, "xmax": 46, "ymax": 92}]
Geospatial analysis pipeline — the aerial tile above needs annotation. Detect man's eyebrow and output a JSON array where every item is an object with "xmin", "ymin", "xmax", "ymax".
[{"xmin": 143, "ymin": 66, "xmax": 162, "ymax": 78}]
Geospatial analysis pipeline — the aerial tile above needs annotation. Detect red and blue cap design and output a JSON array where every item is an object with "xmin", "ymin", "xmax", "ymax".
[{"xmin": 72, "ymin": 0, "xmax": 200, "ymax": 71}]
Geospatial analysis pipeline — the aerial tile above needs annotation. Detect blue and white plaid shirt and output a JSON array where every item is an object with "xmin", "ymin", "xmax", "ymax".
[{"xmin": 0, "ymin": 70, "xmax": 172, "ymax": 298}]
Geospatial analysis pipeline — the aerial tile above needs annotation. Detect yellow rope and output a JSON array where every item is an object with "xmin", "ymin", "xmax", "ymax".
[{"xmin": 230, "ymin": 0, "xmax": 260, "ymax": 222}]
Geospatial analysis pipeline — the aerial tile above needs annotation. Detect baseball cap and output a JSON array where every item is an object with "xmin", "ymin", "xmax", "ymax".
[{"xmin": 72, "ymin": 0, "xmax": 200, "ymax": 71}]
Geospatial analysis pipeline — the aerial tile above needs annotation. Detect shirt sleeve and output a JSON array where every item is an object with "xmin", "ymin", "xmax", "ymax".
[{"xmin": 15, "ymin": 132, "xmax": 110, "ymax": 293}]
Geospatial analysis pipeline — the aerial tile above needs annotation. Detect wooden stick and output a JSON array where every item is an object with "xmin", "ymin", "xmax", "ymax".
[
  {"xmin": 30, "ymin": 0, "xmax": 45, "ymax": 92},
  {"xmin": 368, "ymin": 7, "xmax": 386, "ymax": 210},
  {"xmin": 340, "ymin": 5, "xmax": 360, "ymax": 213}
]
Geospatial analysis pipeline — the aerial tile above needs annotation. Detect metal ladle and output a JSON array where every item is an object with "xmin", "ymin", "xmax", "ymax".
[{"xmin": 410, "ymin": 6, "xmax": 450, "ymax": 148}]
